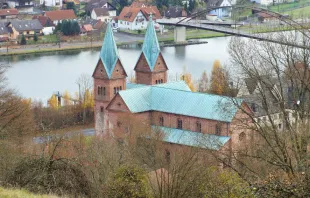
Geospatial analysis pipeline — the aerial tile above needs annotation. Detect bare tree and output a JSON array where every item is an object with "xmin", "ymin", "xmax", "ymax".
[
  {"xmin": 223, "ymin": 27, "xmax": 310, "ymax": 196},
  {"xmin": 76, "ymin": 73, "xmax": 93, "ymax": 123}
]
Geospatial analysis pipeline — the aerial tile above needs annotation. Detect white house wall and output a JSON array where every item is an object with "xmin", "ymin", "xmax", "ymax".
[{"xmin": 118, "ymin": 11, "xmax": 147, "ymax": 30}]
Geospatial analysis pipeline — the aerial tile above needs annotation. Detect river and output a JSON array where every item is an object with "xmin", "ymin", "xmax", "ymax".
[{"xmin": 0, "ymin": 36, "xmax": 232, "ymax": 102}]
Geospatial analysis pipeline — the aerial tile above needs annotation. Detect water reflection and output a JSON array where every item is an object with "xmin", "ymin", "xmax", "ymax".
[{"xmin": 1, "ymin": 36, "xmax": 231, "ymax": 100}]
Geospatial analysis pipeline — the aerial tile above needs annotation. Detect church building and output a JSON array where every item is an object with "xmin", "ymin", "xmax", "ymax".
[{"xmin": 93, "ymin": 17, "xmax": 253, "ymax": 152}]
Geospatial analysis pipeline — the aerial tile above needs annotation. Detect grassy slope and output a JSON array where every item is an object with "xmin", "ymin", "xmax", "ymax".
[
  {"xmin": 0, "ymin": 187, "xmax": 59, "ymax": 198},
  {"xmin": 283, "ymin": 6, "xmax": 310, "ymax": 18}
]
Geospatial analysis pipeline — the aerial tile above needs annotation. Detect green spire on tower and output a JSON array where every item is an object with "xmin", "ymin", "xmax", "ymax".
[
  {"xmin": 100, "ymin": 23, "xmax": 119, "ymax": 78},
  {"xmin": 141, "ymin": 14, "xmax": 160, "ymax": 71}
]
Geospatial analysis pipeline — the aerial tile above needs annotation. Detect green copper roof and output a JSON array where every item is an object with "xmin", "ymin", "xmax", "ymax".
[
  {"xmin": 118, "ymin": 82, "xmax": 243, "ymax": 123},
  {"xmin": 100, "ymin": 23, "xmax": 119, "ymax": 78},
  {"xmin": 126, "ymin": 81, "xmax": 190, "ymax": 91},
  {"xmin": 141, "ymin": 15, "xmax": 160, "ymax": 71},
  {"xmin": 152, "ymin": 126, "xmax": 230, "ymax": 150}
]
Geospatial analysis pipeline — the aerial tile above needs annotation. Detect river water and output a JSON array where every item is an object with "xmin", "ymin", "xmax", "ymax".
[{"xmin": 0, "ymin": 36, "xmax": 232, "ymax": 102}]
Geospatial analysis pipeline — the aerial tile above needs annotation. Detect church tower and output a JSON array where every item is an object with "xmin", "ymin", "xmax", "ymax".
[
  {"xmin": 134, "ymin": 15, "xmax": 168, "ymax": 85},
  {"xmin": 92, "ymin": 24, "xmax": 127, "ymax": 133}
]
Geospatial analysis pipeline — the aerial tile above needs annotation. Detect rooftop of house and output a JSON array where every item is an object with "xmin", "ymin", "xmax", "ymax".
[
  {"xmin": 1, "ymin": 19, "xmax": 43, "ymax": 32},
  {"xmin": 82, "ymin": 24, "xmax": 93, "ymax": 32},
  {"xmin": 153, "ymin": 126, "xmax": 231, "ymax": 150},
  {"xmin": 0, "ymin": 8, "xmax": 18, "ymax": 16},
  {"xmin": 205, "ymin": 0, "xmax": 227, "ymax": 8},
  {"xmin": 164, "ymin": 6, "xmax": 187, "ymax": 18},
  {"xmin": 93, "ymin": 7, "xmax": 109, "ymax": 16},
  {"xmin": 32, "ymin": 15, "xmax": 53, "ymax": 27},
  {"xmin": 45, "ymin": 10, "xmax": 77, "ymax": 21},
  {"xmin": 118, "ymin": 5, "xmax": 161, "ymax": 22},
  {"xmin": 114, "ymin": 81, "xmax": 243, "ymax": 123},
  {"xmin": 86, "ymin": 0, "xmax": 116, "ymax": 13}
]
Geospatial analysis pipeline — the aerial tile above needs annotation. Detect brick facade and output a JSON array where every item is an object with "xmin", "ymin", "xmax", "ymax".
[{"xmin": 134, "ymin": 53, "xmax": 168, "ymax": 85}]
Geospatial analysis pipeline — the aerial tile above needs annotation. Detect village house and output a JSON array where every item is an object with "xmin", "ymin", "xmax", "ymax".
[
  {"xmin": 118, "ymin": 1, "xmax": 162, "ymax": 30},
  {"xmin": 163, "ymin": 6, "xmax": 187, "ymax": 19},
  {"xmin": 93, "ymin": 17, "xmax": 253, "ymax": 157},
  {"xmin": 83, "ymin": 18, "xmax": 105, "ymax": 30},
  {"xmin": 39, "ymin": 0, "xmax": 62, "ymax": 8},
  {"xmin": 32, "ymin": 15, "xmax": 54, "ymax": 35},
  {"xmin": 237, "ymin": 76, "xmax": 296, "ymax": 131},
  {"xmin": 91, "ymin": 7, "xmax": 116, "ymax": 22},
  {"xmin": 0, "ymin": 8, "xmax": 18, "ymax": 19},
  {"xmin": 205, "ymin": 0, "xmax": 232, "ymax": 19},
  {"xmin": 7, "ymin": 0, "xmax": 34, "ymax": 13},
  {"xmin": 0, "ymin": 19, "xmax": 43, "ymax": 41},
  {"xmin": 44, "ymin": 10, "xmax": 77, "ymax": 25},
  {"xmin": 86, "ymin": 0, "xmax": 116, "ymax": 16},
  {"xmin": 256, "ymin": 12, "xmax": 279, "ymax": 23}
]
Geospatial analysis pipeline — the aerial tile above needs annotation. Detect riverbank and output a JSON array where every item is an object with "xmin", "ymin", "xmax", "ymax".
[
  {"xmin": 0, "ymin": 24, "xmax": 303, "ymax": 56},
  {"xmin": 0, "ymin": 30, "xmax": 225, "ymax": 56}
]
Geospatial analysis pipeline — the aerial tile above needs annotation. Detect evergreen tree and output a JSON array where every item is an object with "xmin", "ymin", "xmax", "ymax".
[
  {"xmin": 20, "ymin": 34, "xmax": 26, "ymax": 45},
  {"xmin": 33, "ymin": 32, "xmax": 38, "ymax": 42},
  {"xmin": 117, "ymin": 0, "xmax": 128, "ymax": 15},
  {"xmin": 72, "ymin": 21, "xmax": 80, "ymax": 35},
  {"xmin": 66, "ymin": 2, "xmax": 77, "ymax": 15},
  {"xmin": 188, "ymin": 0, "xmax": 195, "ymax": 12}
]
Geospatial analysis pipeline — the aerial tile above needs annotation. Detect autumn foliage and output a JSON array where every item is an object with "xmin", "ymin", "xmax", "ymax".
[{"xmin": 209, "ymin": 60, "xmax": 229, "ymax": 95}]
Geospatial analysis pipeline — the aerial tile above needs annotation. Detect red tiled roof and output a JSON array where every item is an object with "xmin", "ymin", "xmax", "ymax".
[
  {"xmin": 32, "ymin": 15, "xmax": 53, "ymax": 27},
  {"xmin": 0, "ymin": 9, "xmax": 18, "ymax": 16},
  {"xmin": 94, "ymin": 20, "xmax": 104, "ymax": 29},
  {"xmin": 45, "ymin": 10, "xmax": 77, "ymax": 21},
  {"xmin": 118, "ymin": 6, "xmax": 161, "ymax": 22},
  {"xmin": 83, "ymin": 24, "xmax": 93, "ymax": 31}
]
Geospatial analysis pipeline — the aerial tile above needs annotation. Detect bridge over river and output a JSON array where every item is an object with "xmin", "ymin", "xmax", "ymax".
[{"xmin": 157, "ymin": 6, "xmax": 310, "ymax": 50}]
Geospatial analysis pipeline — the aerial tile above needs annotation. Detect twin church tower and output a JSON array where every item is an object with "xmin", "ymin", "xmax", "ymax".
[{"xmin": 92, "ymin": 17, "xmax": 168, "ymax": 132}]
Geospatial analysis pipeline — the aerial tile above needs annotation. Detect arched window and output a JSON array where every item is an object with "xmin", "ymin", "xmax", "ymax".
[
  {"xmin": 103, "ymin": 87, "xmax": 106, "ymax": 96},
  {"xmin": 239, "ymin": 132, "xmax": 246, "ymax": 141},
  {"xmin": 120, "ymin": 86, "xmax": 122, "ymax": 90},
  {"xmin": 160, "ymin": 79, "xmax": 163, "ymax": 83},
  {"xmin": 155, "ymin": 80, "xmax": 158, "ymax": 84},
  {"xmin": 116, "ymin": 87, "xmax": 119, "ymax": 93},
  {"xmin": 159, "ymin": 116, "xmax": 164, "ymax": 126},
  {"xmin": 97, "ymin": 86, "xmax": 101, "ymax": 95},
  {"xmin": 114, "ymin": 87, "xmax": 116, "ymax": 95},
  {"xmin": 100, "ymin": 106, "xmax": 104, "ymax": 112},
  {"xmin": 196, "ymin": 121, "xmax": 201, "ymax": 132},
  {"xmin": 177, "ymin": 119, "xmax": 182, "ymax": 129},
  {"xmin": 215, "ymin": 124, "xmax": 221, "ymax": 135}
]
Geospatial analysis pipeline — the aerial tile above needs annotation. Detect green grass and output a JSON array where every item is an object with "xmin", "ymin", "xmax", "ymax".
[
  {"xmin": 0, "ymin": 187, "xmax": 59, "ymax": 198},
  {"xmin": 26, "ymin": 35, "xmax": 58, "ymax": 45},
  {"xmin": 283, "ymin": 6, "xmax": 310, "ymax": 18},
  {"xmin": 268, "ymin": 0, "xmax": 310, "ymax": 13}
]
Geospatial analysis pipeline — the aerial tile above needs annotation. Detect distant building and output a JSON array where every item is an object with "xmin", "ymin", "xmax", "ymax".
[
  {"xmin": 256, "ymin": 12, "xmax": 279, "ymax": 23},
  {"xmin": 86, "ymin": 0, "xmax": 116, "ymax": 16},
  {"xmin": 118, "ymin": 1, "xmax": 162, "ymax": 30},
  {"xmin": 40, "ymin": 0, "xmax": 62, "ymax": 8},
  {"xmin": 32, "ymin": 15, "xmax": 54, "ymax": 35},
  {"xmin": 0, "ymin": 19, "xmax": 43, "ymax": 41},
  {"xmin": 44, "ymin": 10, "xmax": 77, "ymax": 25},
  {"xmin": 91, "ymin": 7, "xmax": 116, "ymax": 22},
  {"xmin": 7, "ymin": 0, "xmax": 34, "ymax": 13},
  {"xmin": 93, "ymin": 18, "xmax": 254, "ymax": 157},
  {"xmin": 206, "ymin": 0, "xmax": 231, "ymax": 18},
  {"xmin": 0, "ymin": 8, "xmax": 18, "ymax": 19},
  {"xmin": 164, "ymin": 6, "xmax": 187, "ymax": 19},
  {"xmin": 83, "ymin": 18, "xmax": 105, "ymax": 30}
]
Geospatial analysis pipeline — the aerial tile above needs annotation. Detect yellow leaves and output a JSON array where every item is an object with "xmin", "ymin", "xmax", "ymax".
[
  {"xmin": 48, "ymin": 95, "xmax": 58, "ymax": 110},
  {"xmin": 63, "ymin": 90, "xmax": 72, "ymax": 106},
  {"xmin": 209, "ymin": 60, "xmax": 229, "ymax": 95},
  {"xmin": 180, "ymin": 65, "xmax": 196, "ymax": 91},
  {"xmin": 82, "ymin": 89, "xmax": 94, "ymax": 109}
]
